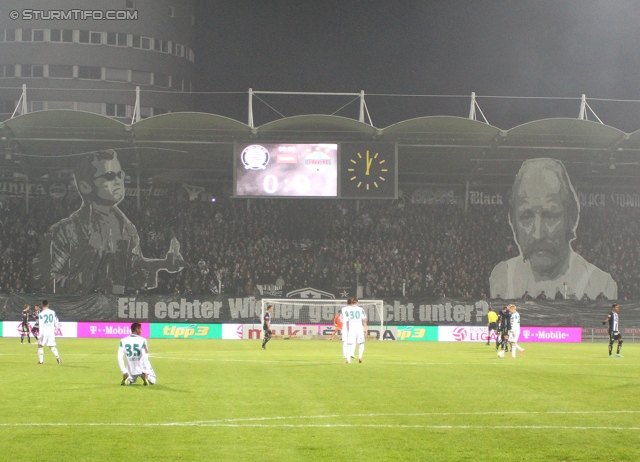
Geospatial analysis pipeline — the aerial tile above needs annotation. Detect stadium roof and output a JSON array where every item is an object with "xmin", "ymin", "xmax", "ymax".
[{"xmin": 2, "ymin": 110, "xmax": 640, "ymax": 189}]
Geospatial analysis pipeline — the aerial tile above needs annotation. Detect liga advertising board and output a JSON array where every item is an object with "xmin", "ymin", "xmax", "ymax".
[
  {"xmin": 77, "ymin": 322, "xmax": 149, "ymax": 339},
  {"xmin": 438, "ymin": 326, "xmax": 582, "ymax": 343},
  {"xmin": 150, "ymin": 323, "xmax": 222, "ymax": 339},
  {"xmin": 2, "ymin": 321, "xmax": 78, "ymax": 338}
]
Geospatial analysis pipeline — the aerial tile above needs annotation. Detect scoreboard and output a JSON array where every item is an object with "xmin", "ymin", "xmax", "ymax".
[{"xmin": 234, "ymin": 142, "xmax": 396, "ymax": 199}]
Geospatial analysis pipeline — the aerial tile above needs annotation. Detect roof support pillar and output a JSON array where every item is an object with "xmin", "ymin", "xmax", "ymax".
[
  {"xmin": 132, "ymin": 86, "xmax": 141, "ymax": 123},
  {"xmin": 11, "ymin": 84, "xmax": 28, "ymax": 118},
  {"xmin": 248, "ymin": 88, "xmax": 254, "ymax": 128},
  {"xmin": 469, "ymin": 92, "xmax": 476, "ymax": 120},
  {"xmin": 578, "ymin": 94, "xmax": 586, "ymax": 120},
  {"xmin": 359, "ymin": 91, "xmax": 365, "ymax": 123}
]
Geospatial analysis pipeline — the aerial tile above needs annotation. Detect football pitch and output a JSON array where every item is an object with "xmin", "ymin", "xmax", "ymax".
[{"xmin": 1, "ymin": 338, "xmax": 639, "ymax": 461}]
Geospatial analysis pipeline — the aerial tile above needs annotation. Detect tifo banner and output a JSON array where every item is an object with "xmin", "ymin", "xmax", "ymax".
[
  {"xmin": 2, "ymin": 321, "xmax": 78, "ymax": 338},
  {"xmin": 1, "ymin": 294, "xmax": 639, "ymax": 328},
  {"xmin": 77, "ymin": 322, "xmax": 149, "ymax": 339},
  {"xmin": 150, "ymin": 323, "xmax": 222, "ymax": 339}
]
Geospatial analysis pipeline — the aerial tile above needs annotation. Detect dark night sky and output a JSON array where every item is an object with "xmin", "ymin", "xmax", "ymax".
[{"xmin": 194, "ymin": 1, "xmax": 640, "ymax": 131}]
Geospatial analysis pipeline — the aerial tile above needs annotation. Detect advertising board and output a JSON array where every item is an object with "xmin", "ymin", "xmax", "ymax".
[
  {"xmin": 150, "ymin": 323, "xmax": 222, "ymax": 339},
  {"xmin": 2, "ymin": 321, "xmax": 78, "ymax": 338},
  {"xmin": 77, "ymin": 322, "xmax": 149, "ymax": 338}
]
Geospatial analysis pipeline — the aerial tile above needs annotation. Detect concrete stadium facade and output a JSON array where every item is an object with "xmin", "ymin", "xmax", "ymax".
[{"xmin": 0, "ymin": 0, "xmax": 195, "ymax": 121}]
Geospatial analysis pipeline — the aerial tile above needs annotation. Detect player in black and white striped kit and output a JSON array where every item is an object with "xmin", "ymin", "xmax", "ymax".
[
  {"xmin": 603, "ymin": 304, "xmax": 623, "ymax": 358},
  {"xmin": 20, "ymin": 305, "xmax": 31, "ymax": 344},
  {"xmin": 261, "ymin": 305, "xmax": 273, "ymax": 350}
]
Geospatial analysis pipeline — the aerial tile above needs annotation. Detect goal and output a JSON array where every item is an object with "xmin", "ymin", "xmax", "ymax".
[{"xmin": 259, "ymin": 299, "xmax": 385, "ymax": 340}]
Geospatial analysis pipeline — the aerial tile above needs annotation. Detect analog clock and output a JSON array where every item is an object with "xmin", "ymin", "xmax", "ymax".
[
  {"xmin": 340, "ymin": 143, "xmax": 396, "ymax": 198},
  {"xmin": 347, "ymin": 149, "xmax": 389, "ymax": 191}
]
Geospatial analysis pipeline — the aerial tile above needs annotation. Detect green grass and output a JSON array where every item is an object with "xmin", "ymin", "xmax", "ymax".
[{"xmin": 1, "ymin": 338, "xmax": 639, "ymax": 461}]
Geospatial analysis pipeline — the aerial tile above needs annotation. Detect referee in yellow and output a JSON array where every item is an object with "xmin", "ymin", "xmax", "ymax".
[{"xmin": 486, "ymin": 307, "xmax": 499, "ymax": 347}]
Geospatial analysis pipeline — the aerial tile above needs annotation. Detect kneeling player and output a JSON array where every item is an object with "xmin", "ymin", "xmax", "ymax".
[{"xmin": 118, "ymin": 322, "xmax": 156, "ymax": 386}]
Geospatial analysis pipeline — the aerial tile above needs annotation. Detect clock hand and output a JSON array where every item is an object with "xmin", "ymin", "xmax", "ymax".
[{"xmin": 366, "ymin": 153, "xmax": 372, "ymax": 175}]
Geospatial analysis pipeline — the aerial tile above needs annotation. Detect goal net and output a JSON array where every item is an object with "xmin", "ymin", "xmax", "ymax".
[{"xmin": 260, "ymin": 299, "xmax": 385, "ymax": 340}]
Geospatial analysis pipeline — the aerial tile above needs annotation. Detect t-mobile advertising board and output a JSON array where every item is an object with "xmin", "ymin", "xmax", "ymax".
[
  {"xmin": 519, "ymin": 327, "xmax": 582, "ymax": 342},
  {"xmin": 2, "ymin": 321, "xmax": 78, "ymax": 338},
  {"xmin": 438, "ymin": 326, "xmax": 582, "ymax": 342},
  {"xmin": 77, "ymin": 322, "xmax": 149, "ymax": 339}
]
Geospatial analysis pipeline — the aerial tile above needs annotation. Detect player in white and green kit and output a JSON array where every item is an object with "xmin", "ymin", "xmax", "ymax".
[
  {"xmin": 341, "ymin": 297, "xmax": 367, "ymax": 363},
  {"xmin": 37, "ymin": 300, "xmax": 62, "ymax": 365},
  {"xmin": 118, "ymin": 322, "xmax": 156, "ymax": 386}
]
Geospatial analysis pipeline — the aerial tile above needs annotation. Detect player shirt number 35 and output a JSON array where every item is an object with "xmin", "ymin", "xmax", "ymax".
[{"xmin": 118, "ymin": 334, "xmax": 148, "ymax": 376}]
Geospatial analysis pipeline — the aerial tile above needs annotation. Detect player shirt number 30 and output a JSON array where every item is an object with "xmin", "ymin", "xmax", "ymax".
[{"xmin": 343, "ymin": 306, "xmax": 366, "ymax": 332}]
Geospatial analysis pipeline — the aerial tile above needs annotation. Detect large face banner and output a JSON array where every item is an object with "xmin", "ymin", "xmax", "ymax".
[
  {"xmin": 30, "ymin": 150, "xmax": 185, "ymax": 295},
  {"xmin": 489, "ymin": 158, "xmax": 617, "ymax": 301}
]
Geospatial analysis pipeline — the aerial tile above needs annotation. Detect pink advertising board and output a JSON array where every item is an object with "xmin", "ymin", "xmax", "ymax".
[
  {"xmin": 519, "ymin": 327, "xmax": 582, "ymax": 342},
  {"xmin": 77, "ymin": 322, "xmax": 150, "ymax": 339}
]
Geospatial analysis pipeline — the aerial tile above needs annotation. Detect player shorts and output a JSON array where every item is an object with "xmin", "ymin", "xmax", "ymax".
[
  {"xmin": 348, "ymin": 330, "xmax": 365, "ymax": 344},
  {"xmin": 21, "ymin": 323, "xmax": 30, "ymax": 333},
  {"xmin": 610, "ymin": 331, "xmax": 622, "ymax": 341},
  {"xmin": 263, "ymin": 328, "xmax": 271, "ymax": 339},
  {"xmin": 489, "ymin": 322, "xmax": 497, "ymax": 330},
  {"xmin": 128, "ymin": 370, "xmax": 157, "ymax": 385},
  {"xmin": 508, "ymin": 329, "xmax": 520, "ymax": 343},
  {"xmin": 38, "ymin": 334, "xmax": 56, "ymax": 347}
]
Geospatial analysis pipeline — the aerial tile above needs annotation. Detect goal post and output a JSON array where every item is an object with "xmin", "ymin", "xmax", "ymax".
[{"xmin": 260, "ymin": 299, "xmax": 385, "ymax": 340}]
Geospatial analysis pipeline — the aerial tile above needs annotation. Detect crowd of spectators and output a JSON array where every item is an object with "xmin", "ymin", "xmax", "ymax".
[{"xmin": 1, "ymin": 189, "xmax": 640, "ymax": 300}]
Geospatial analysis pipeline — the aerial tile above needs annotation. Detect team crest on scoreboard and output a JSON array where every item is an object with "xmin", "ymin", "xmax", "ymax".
[
  {"xmin": 241, "ymin": 145, "xmax": 270, "ymax": 170},
  {"xmin": 303, "ymin": 151, "xmax": 332, "ymax": 172}
]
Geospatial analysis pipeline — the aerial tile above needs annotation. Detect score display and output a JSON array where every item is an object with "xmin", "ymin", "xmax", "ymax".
[{"xmin": 235, "ymin": 143, "xmax": 338, "ymax": 197}]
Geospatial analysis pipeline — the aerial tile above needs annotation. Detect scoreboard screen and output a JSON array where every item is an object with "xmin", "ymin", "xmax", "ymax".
[{"xmin": 234, "ymin": 143, "xmax": 338, "ymax": 197}]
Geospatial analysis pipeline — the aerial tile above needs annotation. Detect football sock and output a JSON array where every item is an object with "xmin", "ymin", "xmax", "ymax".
[
  {"xmin": 50, "ymin": 347, "xmax": 59, "ymax": 358},
  {"xmin": 617, "ymin": 342, "xmax": 623, "ymax": 354},
  {"xmin": 358, "ymin": 343, "xmax": 365, "ymax": 360},
  {"xmin": 38, "ymin": 349, "xmax": 44, "ymax": 363},
  {"xmin": 515, "ymin": 344, "xmax": 523, "ymax": 351},
  {"xmin": 608, "ymin": 341, "xmax": 614, "ymax": 355},
  {"xmin": 349, "ymin": 343, "xmax": 357, "ymax": 359}
]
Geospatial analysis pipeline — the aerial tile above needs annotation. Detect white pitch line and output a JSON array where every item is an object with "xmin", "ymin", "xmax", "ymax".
[
  {"xmin": 2, "ymin": 410, "xmax": 640, "ymax": 428},
  {"xmin": 0, "ymin": 422, "xmax": 638, "ymax": 430},
  {"xmin": 148, "ymin": 356, "xmax": 636, "ymax": 367}
]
